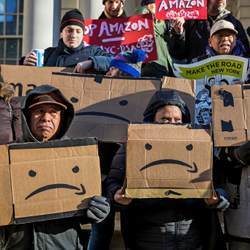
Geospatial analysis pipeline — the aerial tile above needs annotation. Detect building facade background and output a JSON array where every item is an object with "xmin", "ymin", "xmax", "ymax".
[{"xmin": 0, "ymin": 0, "xmax": 249, "ymax": 65}]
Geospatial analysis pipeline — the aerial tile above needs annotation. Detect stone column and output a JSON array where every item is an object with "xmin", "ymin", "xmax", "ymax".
[{"xmin": 22, "ymin": 0, "xmax": 55, "ymax": 54}]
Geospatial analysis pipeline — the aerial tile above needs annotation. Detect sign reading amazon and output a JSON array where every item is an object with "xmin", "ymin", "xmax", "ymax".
[
  {"xmin": 83, "ymin": 14, "xmax": 157, "ymax": 62},
  {"xmin": 155, "ymin": 0, "xmax": 207, "ymax": 20}
]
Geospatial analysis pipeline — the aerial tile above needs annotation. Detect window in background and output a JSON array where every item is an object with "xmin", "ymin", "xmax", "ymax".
[{"xmin": 0, "ymin": 0, "xmax": 23, "ymax": 65}]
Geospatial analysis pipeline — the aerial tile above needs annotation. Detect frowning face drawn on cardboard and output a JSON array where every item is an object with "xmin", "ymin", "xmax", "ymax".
[
  {"xmin": 140, "ymin": 142, "xmax": 198, "ymax": 173},
  {"xmin": 126, "ymin": 125, "xmax": 212, "ymax": 198},
  {"xmin": 10, "ymin": 142, "xmax": 101, "ymax": 222},
  {"xmin": 25, "ymin": 165, "xmax": 86, "ymax": 200}
]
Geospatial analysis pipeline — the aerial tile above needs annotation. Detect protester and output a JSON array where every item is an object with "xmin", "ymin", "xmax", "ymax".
[
  {"xmin": 87, "ymin": 49, "xmax": 146, "ymax": 250},
  {"xmin": 99, "ymin": 0, "xmax": 126, "ymax": 19},
  {"xmin": 169, "ymin": 0, "xmax": 250, "ymax": 62},
  {"xmin": 136, "ymin": 0, "xmax": 174, "ymax": 77},
  {"xmin": 1, "ymin": 85, "xmax": 110, "ymax": 250},
  {"xmin": 204, "ymin": 20, "xmax": 247, "ymax": 58},
  {"xmin": 21, "ymin": 9, "xmax": 112, "ymax": 73},
  {"xmin": 106, "ymin": 90, "xmax": 229, "ymax": 250},
  {"xmin": 106, "ymin": 49, "xmax": 146, "ymax": 77}
]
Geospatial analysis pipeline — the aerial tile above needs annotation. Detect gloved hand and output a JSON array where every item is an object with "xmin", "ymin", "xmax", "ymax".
[
  {"xmin": 233, "ymin": 141, "xmax": 250, "ymax": 166},
  {"xmin": 87, "ymin": 196, "xmax": 110, "ymax": 224},
  {"xmin": 205, "ymin": 188, "xmax": 230, "ymax": 212}
]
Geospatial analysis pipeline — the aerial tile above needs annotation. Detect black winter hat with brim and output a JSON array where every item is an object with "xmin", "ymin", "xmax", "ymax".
[
  {"xmin": 143, "ymin": 90, "xmax": 191, "ymax": 124},
  {"xmin": 60, "ymin": 9, "xmax": 84, "ymax": 32}
]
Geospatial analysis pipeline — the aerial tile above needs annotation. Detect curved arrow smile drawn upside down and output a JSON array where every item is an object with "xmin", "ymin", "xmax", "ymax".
[
  {"xmin": 140, "ymin": 159, "xmax": 198, "ymax": 173},
  {"xmin": 25, "ymin": 183, "xmax": 86, "ymax": 200}
]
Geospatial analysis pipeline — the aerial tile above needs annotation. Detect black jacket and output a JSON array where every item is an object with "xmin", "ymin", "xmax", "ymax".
[
  {"xmin": 106, "ymin": 90, "xmax": 226, "ymax": 250},
  {"xmin": 169, "ymin": 10, "xmax": 250, "ymax": 62},
  {"xmin": 20, "ymin": 39, "xmax": 112, "ymax": 72}
]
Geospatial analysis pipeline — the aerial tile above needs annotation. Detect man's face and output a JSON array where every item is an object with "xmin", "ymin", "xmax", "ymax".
[
  {"xmin": 61, "ymin": 25, "xmax": 83, "ymax": 48},
  {"xmin": 146, "ymin": 3, "xmax": 156, "ymax": 15},
  {"xmin": 154, "ymin": 105, "xmax": 182, "ymax": 124},
  {"xmin": 208, "ymin": 0, "xmax": 226, "ymax": 14},
  {"xmin": 29, "ymin": 104, "xmax": 62, "ymax": 141},
  {"xmin": 209, "ymin": 29, "xmax": 236, "ymax": 55},
  {"xmin": 104, "ymin": 0, "xmax": 124, "ymax": 18}
]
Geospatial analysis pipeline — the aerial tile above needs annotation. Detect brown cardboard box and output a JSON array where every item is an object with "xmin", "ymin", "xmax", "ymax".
[
  {"xmin": 212, "ymin": 84, "xmax": 249, "ymax": 147},
  {"xmin": 0, "ymin": 65, "xmax": 161, "ymax": 142},
  {"xmin": 126, "ymin": 124, "xmax": 213, "ymax": 198},
  {"xmin": 0, "ymin": 64, "xmax": 65, "ymax": 96},
  {"xmin": 51, "ymin": 73, "xmax": 161, "ymax": 142},
  {"xmin": 0, "ymin": 138, "xmax": 101, "ymax": 225},
  {"xmin": 0, "ymin": 66, "xmax": 196, "ymax": 142}
]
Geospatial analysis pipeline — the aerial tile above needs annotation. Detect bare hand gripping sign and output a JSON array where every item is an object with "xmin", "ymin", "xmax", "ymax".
[
  {"xmin": 83, "ymin": 14, "xmax": 157, "ymax": 62},
  {"xmin": 156, "ymin": 0, "xmax": 207, "ymax": 20}
]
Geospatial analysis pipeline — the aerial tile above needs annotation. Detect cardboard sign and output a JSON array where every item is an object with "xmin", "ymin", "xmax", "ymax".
[
  {"xmin": 156, "ymin": 0, "xmax": 207, "ymax": 20},
  {"xmin": 174, "ymin": 55, "xmax": 249, "ymax": 128},
  {"xmin": 212, "ymin": 84, "xmax": 250, "ymax": 147},
  {"xmin": 83, "ymin": 14, "xmax": 157, "ymax": 62},
  {"xmin": 0, "ymin": 65, "xmax": 162, "ymax": 142},
  {"xmin": 0, "ymin": 138, "xmax": 101, "ymax": 225},
  {"xmin": 126, "ymin": 124, "xmax": 213, "ymax": 198},
  {"xmin": 0, "ymin": 65, "xmax": 196, "ymax": 142}
]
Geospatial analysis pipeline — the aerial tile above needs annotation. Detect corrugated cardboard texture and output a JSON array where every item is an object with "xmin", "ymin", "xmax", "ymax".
[
  {"xmin": 0, "ymin": 65, "xmax": 64, "ymax": 95},
  {"xmin": 0, "ymin": 145, "xmax": 13, "ymax": 225},
  {"xmin": 0, "ymin": 66, "xmax": 196, "ymax": 142},
  {"xmin": 0, "ymin": 139, "xmax": 101, "ymax": 225},
  {"xmin": 50, "ymin": 73, "xmax": 161, "ymax": 142},
  {"xmin": 126, "ymin": 124, "xmax": 213, "ymax": 198},
  {"xmin": 10, "ymin": 143, "xmax": 101, "ymax": 219},
  {"xmin": 0, "ymin": 65, "xmax": 161, "ymax": 142},
  {"xmin": 212, "ymin": 84, "xmax": 247, "ymax": 147},
  {"xmin": 161, "ymin": 77, "xmax": 196, "ymax": 124}
]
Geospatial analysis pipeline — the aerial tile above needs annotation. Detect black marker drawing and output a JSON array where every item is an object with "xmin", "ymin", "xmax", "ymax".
[
  {"xmin": 140, "ymin": 159, "xmax": 198, "ymax": 173},
  {"xmin": 25, "ymin": 184, "xmax": 86, "ymax": 200}
]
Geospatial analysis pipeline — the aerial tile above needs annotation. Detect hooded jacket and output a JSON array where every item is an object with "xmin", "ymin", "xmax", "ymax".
[
  {"xmin": 4, "ymin": 85, "xmax": 86, "ymax": 250},
  {"xmin": 105, "ymin": 90, "xmax": 226, "ymax": 250},
  {"xmin": 21, "ymin": 85, "xmax": 74, "ymax": 142},
  {"xmin": 168, "ymin": 9, "xmax": 250, "ymax": 62},
  {"xmin": 143, "ymin": 90, "xmax": 191, "ymax": 123}
]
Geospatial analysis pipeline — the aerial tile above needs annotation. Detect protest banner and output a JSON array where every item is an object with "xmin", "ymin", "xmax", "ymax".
[
  {"xmin": 174, "ymin": 55, "xmax": 249, "ymax": 127},
  {"xmin": 155, "ymin": 0, "xmax": 207, "ymax": 20},
  {"xmin": 83, "ymin": 14, "xmax": 157, "ymax": 62}
]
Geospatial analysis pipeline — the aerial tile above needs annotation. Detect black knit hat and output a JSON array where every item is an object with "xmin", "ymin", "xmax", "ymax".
[
  {"xmin": 103, "ymin": 0, "xmax": 125, "ymax": 4},
  {"xmin": 143, "ymin": 90, "xmax": 191, "ymax": 124},
  {"xmin": 60, "ymin": 9, "xmax": 84, "ymax": 32},
  {"xmin": 141, "ymin": 0, "xmax": 155, "ymax": 6}
]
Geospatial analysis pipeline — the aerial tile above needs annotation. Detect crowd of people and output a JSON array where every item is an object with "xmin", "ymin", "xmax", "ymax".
[{"xmin": 1, "ymin": 0, "xmax": 250, "ymax": 249}]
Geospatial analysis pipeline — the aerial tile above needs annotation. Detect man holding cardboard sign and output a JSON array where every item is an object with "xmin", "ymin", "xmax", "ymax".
[
  {"xmin": 106, "ymin": 90, "xmax": 228, "ymax": 249},
  {"xmin": 2, "ymin": 85, "xmax": 110, "ymax": 250}
]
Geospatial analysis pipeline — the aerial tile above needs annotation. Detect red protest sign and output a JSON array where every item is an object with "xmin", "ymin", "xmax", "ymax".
[
  {"xmin": 83, "ymin": 14, "xmax": 157, "ymax": 62},
  {"xmin": 155, "ymin": 0, "xmax": 207, "ymax": 20}
]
